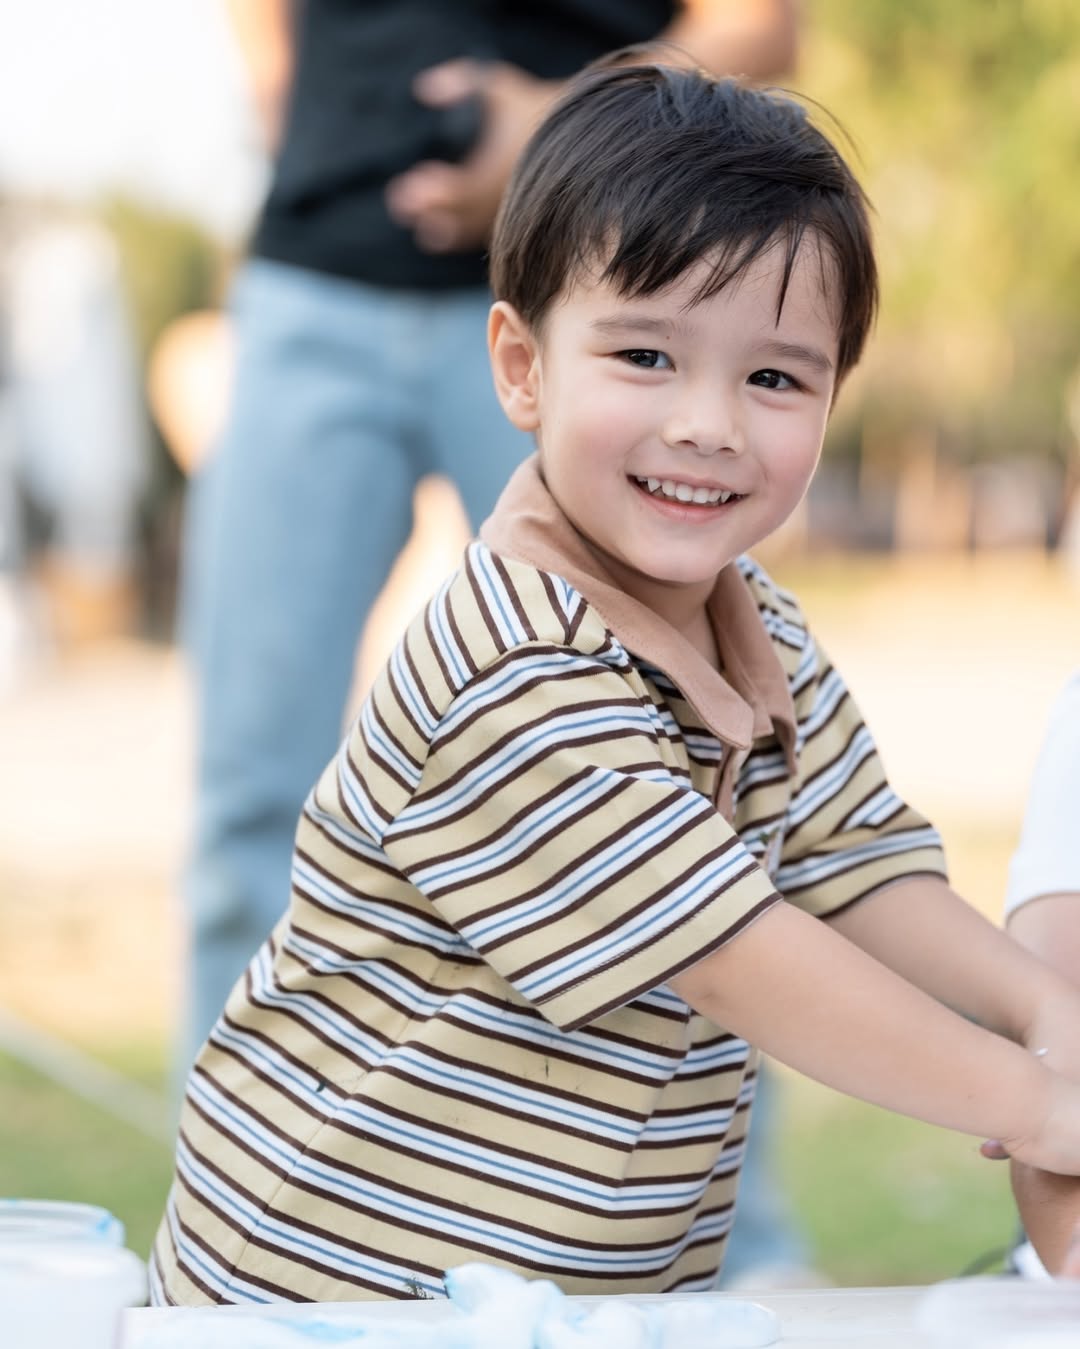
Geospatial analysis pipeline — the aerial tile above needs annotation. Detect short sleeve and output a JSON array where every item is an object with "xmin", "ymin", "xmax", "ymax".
[
  {"xmin": 382, "ymin": 645, "xmax": 779, "ymax": 1031},
  {"xmin": 1004, "ymin": 672, "xmax": 1080, "ymax": 917},
  {"xmin": 775, "ymin": 636, "xmax": 947, "ymax": 918}
]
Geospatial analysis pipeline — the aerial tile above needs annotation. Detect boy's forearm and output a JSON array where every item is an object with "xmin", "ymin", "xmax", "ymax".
[
  {"xmin": 827, "ymin": 875, "xmax": 1077, "ymax": 1044},
  {"xmin": 830, "ymin": 877, "xmax": 1080, "ymax": 1097},
  {"xmin": 670, "ymin": 900, "xmax": 1050, "ymax": 1147}
]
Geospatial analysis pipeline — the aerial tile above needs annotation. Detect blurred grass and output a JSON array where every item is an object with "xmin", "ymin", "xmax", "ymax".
[
  {"xmin": 778, "ymin": 1072, "xmax": 1015, "ymax": 1285},
  {"xmin": 0, "ymin": 1046, "xmax": 173, "ymax": 1259}
]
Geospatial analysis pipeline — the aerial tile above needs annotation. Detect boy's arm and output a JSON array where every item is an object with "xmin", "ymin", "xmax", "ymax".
[
  {"xmin": 826, "ymin": 876, "xmax": 1080, "ymax": 1103},
  {"xmin": 826, "ymin": 875, "xmax": 1080, "ymax": 1063},
  {"xmin": 668, "ymin": 898, "xmax": 1080, "ymax": 1175}
]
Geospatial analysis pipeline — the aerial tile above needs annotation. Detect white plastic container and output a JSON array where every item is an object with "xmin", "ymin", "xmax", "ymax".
[{"xmin": 0, "ymin": 1200, "xmax": 147, "ymax": 1349}]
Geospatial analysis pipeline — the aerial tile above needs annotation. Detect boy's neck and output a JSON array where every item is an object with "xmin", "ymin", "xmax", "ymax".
[
  {"xmin": 588, "ymin": 543, "xmax": 722, "ymax": 670},
  {"xmin": 683, "ymin": 604, "xmax": 722, "ymax": 671}
]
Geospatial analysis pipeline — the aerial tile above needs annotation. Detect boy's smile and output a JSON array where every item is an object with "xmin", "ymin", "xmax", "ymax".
[{"xmin": 490, "ymin": 240, "xmax": 840, "ymax": 636}]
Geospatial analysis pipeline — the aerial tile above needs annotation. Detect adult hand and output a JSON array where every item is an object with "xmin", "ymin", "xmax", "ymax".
[
  {"xmin": 1010, "ymin": 1165, "xmax": 1080, "ymax": 1276},
  {"xmin": 1022, "ymin": 983, "xmax": 1080, "ymax": 1096},
  {"xmin": 385, "ymin": 60, "xmax": 563, "ymax": 253}
]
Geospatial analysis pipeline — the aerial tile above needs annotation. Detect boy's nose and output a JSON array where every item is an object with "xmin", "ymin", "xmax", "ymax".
[{"xmin": 661, "ymin": 389, "xmax": 742, "ymax": 456}]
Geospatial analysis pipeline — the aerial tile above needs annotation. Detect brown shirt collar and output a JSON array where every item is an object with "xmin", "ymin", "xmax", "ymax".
[{"xmin": 480, "ymin": 456, "xmax": 797, "ymax": 769}]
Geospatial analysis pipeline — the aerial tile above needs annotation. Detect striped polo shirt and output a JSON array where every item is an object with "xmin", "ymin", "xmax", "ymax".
[{"xmin": 151, "ymin": 458, "xmax": 946, "ymax": 1306}]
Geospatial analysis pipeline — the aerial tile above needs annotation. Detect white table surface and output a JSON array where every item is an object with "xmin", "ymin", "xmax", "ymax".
[{"xmin": 124, "ymin": 1285, "xmax": 935, "ymax": 1347}]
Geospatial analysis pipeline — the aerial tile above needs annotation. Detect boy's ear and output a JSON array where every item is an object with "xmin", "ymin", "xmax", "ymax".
[{"xmin": 488, "ymin": 301, "xmax": 541, "ymax": 432}]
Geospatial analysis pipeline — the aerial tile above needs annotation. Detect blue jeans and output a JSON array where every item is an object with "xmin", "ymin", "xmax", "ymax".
[{"xmin": 180, "ymin": 259, "xmax": 530, "ymax": 1064}]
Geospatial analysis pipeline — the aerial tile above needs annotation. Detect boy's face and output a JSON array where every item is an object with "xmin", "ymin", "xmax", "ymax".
[{"xmin": 490, "ymin": 239, "xmax": 840, "ymax": 625}]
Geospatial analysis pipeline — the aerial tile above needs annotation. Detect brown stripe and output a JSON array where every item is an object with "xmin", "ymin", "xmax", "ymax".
[
  {"xmin": 423, "ymin": 602, "xmax": 459, "ymax": 699},
  {"xmin": 347, "ymin": 733, "xmax": 412, "ymax": 799},
  {"xmin": 386, "ymin": 657, "xmax": 428, "ymax": 742},
  {"xmin": 387, "ymin": 1038, "xmax": 651, "ymax": 1126},
  {"xmin": 491, "ymin": 552, "xmax": 539, "ymax": 641},
  {"xmin": 838, "ymin": 782, "xmax": 904, "ymax": 832},
  {"xmin": 437, "ymin": 1012, "xmax": 684, "ymax": 1089},
  {"xmin": 402, "ymin": 627, "xmax": 441, "ymax": 722},
  {"xmin": 369, "ymin": 692, "xmax": 423, "ymax": 774},
  {"xmin": 445, "ymin": 587, "xmax": 480, "ymax": 677},
  {"xmin": 538, "ymin": 568, "xmax": 573, "ymax": 644},
  {"xmin": 464, "ymin": 547, "xmax": 508, "ymax": 654},
  {"xmin": 566, "ymin": 591, "xmax": 589, "ymax": 643}
]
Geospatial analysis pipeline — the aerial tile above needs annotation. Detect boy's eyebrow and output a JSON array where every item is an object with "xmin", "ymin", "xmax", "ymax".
[
  {"xmin": 757, "ymin": 339, "xmax": 835, "ymax": 374},
  {"xmin": 589, "ymin": 314, "xmax": 679, "ymax": 338}
]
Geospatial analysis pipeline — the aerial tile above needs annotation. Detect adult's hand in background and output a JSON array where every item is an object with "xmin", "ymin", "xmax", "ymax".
[{"xmin": 385, "ymin": 60, "xmax": 562, "ymax": 253}]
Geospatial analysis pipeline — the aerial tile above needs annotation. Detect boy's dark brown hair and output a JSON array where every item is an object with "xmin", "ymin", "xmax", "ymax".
[{"xmin": 490, "ymin": 57, "xmax": 877, "ymax": 383}]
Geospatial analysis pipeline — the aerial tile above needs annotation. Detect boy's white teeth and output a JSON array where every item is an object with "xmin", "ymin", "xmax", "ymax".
[{"xmin": 639, "ymin": 476, "xmax": 733, "ymax": 505}]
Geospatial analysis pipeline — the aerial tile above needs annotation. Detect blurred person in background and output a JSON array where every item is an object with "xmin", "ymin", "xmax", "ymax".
[
  {"xmin": 1002, "ymin": 672, "xmax": 1080, "ymax": 1278},
  {"xmin": 184, "ymin": 0, "xmax": 804, "ymax": 1284},
  {"xmin": 0, "ymin": 212, "xmax": 146, "ymax": 671}
]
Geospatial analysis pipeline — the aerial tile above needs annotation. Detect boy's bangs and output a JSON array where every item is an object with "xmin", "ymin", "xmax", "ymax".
[{"xmin": 600, "ymin": 208, "xmax": 810, "ymax": 320}]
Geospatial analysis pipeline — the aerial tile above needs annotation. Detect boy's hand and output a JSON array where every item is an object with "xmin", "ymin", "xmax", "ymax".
[
  {"xmin": 988, "ymin": 1072, "xmax": 1080, "ymax": 1177},
  {"xmin": 385, "ymin": 60, "xmax": 563, "ymax": 253}
]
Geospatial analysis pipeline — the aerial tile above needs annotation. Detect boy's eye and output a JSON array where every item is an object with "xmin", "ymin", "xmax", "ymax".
[
  {"xmin": 620, "ymin": 349, "xmax": 672, "ymax": 370},
  {"xmin": 749, "ymin": 368, "xmax": 797, "ymax": 390}
]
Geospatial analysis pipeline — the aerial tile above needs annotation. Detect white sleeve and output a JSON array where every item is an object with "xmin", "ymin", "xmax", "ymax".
[{"xmin": 1004, "ymin": 672, "xmax": 1080, "ymax": 917}]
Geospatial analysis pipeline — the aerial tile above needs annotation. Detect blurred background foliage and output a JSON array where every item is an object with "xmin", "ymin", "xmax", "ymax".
[{"xmin": 802, "ymin": 0, "xmax": 1080, "ymax": 503}]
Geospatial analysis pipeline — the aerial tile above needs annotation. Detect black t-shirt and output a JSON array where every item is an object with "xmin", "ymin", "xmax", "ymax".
[{"xmin": 252, "ymin": 0, "xmax": 677, "ymax": 290}]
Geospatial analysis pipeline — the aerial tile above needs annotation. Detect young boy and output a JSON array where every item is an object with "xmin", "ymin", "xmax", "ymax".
[{"xmin": 152, "ymin": 61, "xmax": 1080, "ymax": 1305}]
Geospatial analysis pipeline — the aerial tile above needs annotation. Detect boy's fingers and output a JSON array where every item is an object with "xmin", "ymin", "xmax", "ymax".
[{"xmin": 980, "ymin": 1139, "xmax": 1010, "ymax": 1160}]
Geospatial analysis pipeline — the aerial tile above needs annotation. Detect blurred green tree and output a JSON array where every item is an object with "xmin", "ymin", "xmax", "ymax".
[{"xmin": 801, "ymin": 2, "xmax": 1080, "ymax": 541}]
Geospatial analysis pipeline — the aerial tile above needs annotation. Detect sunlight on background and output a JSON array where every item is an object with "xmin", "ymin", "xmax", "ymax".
[{"xmin": 0, "ymin": 0, "xmax": 1077, "ymax": 1284}]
